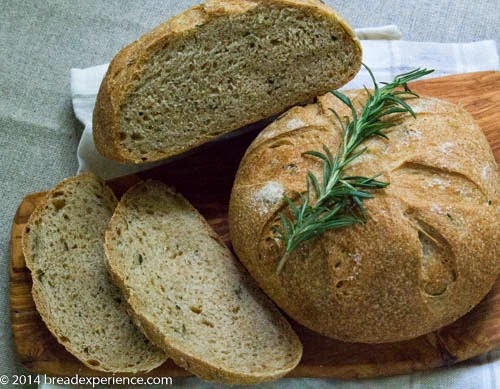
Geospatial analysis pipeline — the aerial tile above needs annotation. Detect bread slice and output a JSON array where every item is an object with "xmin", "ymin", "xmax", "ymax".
[
  {"xmin": 22, "ymin": 173, "xmax": 167, "ymax": 373},
  {"xmin": 105, "ymin": 180, "xmax": 302, "ymax": 384},
  {"xmin": 93, "ymin": 0, "xmax": 361, "ymax": 164}
]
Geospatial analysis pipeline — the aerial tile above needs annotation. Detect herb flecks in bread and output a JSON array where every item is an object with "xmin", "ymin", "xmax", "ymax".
[
  {"xmin": 93, "ymin": 0, "xmax": 361, "ymax": 163},
  {"xmin": 22, "ymin": 173, "xmax": 167, "ymax": 373},
  {"xmin": 105, "ymin": 181, "xmax": 302, "ymax": 384},
  {"xmin": 229, "ymin": 86, "xmax": 499, "ymax": 343},
  {"xmin": 274, "ymin": 67, "xmax": 434, "ymax": 273}
]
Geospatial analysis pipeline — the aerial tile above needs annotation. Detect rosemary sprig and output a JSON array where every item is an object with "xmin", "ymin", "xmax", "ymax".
[{"xmin": 273, "ymin": 65, "xmax": 434, "ymax": 274}]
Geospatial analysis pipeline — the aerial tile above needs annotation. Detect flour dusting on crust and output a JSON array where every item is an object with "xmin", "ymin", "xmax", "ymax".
[
  {"xmin": 252, "ymin": 181, "xmax": 284, "ymax": 215},
  {"xmin": 286, "ymin": 118, "xmax": 305, "ymax": 130}
]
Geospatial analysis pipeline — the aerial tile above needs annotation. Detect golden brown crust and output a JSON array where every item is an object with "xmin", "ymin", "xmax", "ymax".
[
  {"xmin": 105, "ymin": 181, "xmax": 302, "ymax": 384},
  {"xmin": 92, "ymin": 0, "xmax": 361, "ymax": 163},
  {"xmin": 229, "ymin": 92, "xmax": 500, "ymax": 343}
]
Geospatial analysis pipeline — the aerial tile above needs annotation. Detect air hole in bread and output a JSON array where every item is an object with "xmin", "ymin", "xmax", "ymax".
[
  {"xmin": 131, "ymin": 133, "xmax": 144, "ymax": 141},
  {"xmin": 51, "ymin": 198, "xmax": 65, "ymax": 210},
  {"xmin": 35, "ymin": 269, "xmax": 44, "ymax": 282},
  {"xmin": 202, "ymin": 319, "xmax": 214, "ymax": 328},
  {"xmin": 190, "ymin": 306, "xmax": 202, "ymax": 314},
  {"xmin": 335, "ymin": 280, "xmax": 347, "ymax": 289}
]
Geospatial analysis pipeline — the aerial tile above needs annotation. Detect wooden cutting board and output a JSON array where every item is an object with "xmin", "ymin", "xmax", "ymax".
[{"xmin": 10, "ymin": 71, "xmax": 500, "ymax": 379}]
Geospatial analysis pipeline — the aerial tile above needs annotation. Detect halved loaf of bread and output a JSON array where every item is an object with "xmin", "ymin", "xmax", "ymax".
[
  {"xmin": 93, "ymin": 0, "xmax": 361, "ymax": 163},
  {"xmin": 105, "ymin": 180, "xmax": 302, "ymax": 384},
  {"xmin": 22, "ymin": 173, "xmax": 167, "ymax": 372}
]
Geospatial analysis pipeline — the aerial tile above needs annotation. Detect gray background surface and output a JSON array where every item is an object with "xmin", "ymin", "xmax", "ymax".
[{"xmin": 0, "ymin": 0, "xmax": 498, "ymax": 385}]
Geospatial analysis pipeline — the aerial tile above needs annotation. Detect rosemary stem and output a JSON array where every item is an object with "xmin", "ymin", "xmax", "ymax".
[{"xmin": 276, "ymin": 251, "xmax": 290, "ymax": 275}]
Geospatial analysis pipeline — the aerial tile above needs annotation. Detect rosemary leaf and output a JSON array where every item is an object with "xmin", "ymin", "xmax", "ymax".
[{"xmin": 274, "ymin": 65, "xmax": 433, "ymax": 274}]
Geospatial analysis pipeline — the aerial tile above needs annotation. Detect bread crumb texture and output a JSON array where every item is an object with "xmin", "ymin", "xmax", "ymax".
[
  {"xmin": 229, "ymin": 91, "xmax": 500, "ymax": 343},
  {"xmin": 22, "ymin": 173, "xmax": 166, "ymax": 372},
  {"xmin": 105, "ymin": 180, "xmax": 302, "ymax": 384}
]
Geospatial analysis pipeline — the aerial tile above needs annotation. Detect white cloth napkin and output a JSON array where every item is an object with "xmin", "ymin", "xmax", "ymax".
[
  {"xmin": 66, "ymin": 27, "xmax": 500, "ymax": 388},
  {"xmin": 354, "ymin": 24, "xmax": 402, "ymax": 40}
]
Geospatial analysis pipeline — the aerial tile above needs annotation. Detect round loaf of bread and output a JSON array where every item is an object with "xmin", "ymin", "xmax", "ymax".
[{"xmin": 229, "ymin": 90, "xmax": 500, "ymax": 343}]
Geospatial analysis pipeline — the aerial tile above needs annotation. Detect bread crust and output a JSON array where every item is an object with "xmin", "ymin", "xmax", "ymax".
[
  {"xmin": 93, "ymin": 0, "xmax": 361, "ymax": 163},
  {"xmin": 228, "ymin": 91, "xmax": 500, "ymax": 343},
  {"xmin": 105, "ymin": 181, "xmax": 303, "ymax": 384}
]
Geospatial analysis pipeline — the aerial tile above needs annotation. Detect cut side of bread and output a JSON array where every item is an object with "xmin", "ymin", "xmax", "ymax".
[
  {"xmin": 93, "ymin": 0, "xmax": 361, "ymax": 163},
  {"xmin": 22, "ymin": 173, "xmax": 167, "ymax": 373},
  {"xmin": 105, "ymin": 180, "xmax": 302, "ymax": 384}
]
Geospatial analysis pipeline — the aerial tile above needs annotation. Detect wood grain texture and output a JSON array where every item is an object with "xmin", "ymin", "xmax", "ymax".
[{"xmin": 10, "ymin": 71, "xmax": 500, "ymax": 379}]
